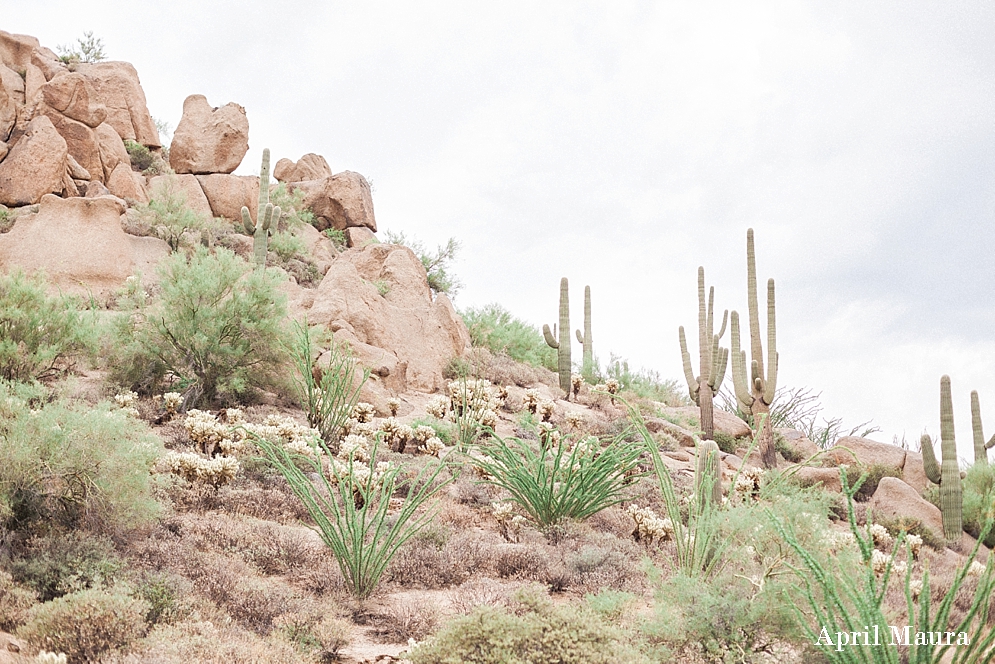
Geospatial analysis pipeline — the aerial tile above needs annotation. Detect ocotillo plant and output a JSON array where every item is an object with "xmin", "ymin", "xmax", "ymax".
[
  {"xmin": 575, "ymin": 285, "xmax": 594, "ymax": 381},
  {"xmin": 696, "ymin": 439, "xmax": 723, "ymax": 511},
  {"xmin": 542, "ymin": 277, "xmax": 572, "ymax": 397},
  {"xmin": 730, "ymin": 228, "xmax": 778, "ymax": 468},
  {"xmin": 679, "ymin": 266, "xmax": 729, "ymax": 441},
  {"xmin": 921, "ymin": 375, "xmax": 963, "ymax": 541},
  {"xmin": 241, "ymin": 148, "xmax": 281, "ymax": 269},
  {"xmin": 970, "ymin": 390, "xmax": 995, "ymax": 465}
]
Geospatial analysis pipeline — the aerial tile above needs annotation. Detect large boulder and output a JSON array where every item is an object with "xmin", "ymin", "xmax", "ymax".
[
  {"xmin": 901, "ymin": 451, "xmax": 929, "ymax": 493},
  {"xmin": 40, "ymin": 72, "xmax": 107, "ymax": 127},
  {"xmin": 289, "ymin": 171, "xmax": 376, "ymax": 232},
  {"xmin": 0, "ymin": 115, "xmax": 66, "ymax": 205},
  {"xmin": 76, "ymin": 61, "xmax": 160, "ymax": 147},
  {"xmin": 794, "ymin": 466, "xmax": 842, "ymax": 493},
  {"xmin": 0, "ymin": 63, "xmax": 25, "ymax": 111},
  {"xmin": 869, "ymin": 476, "xmax": 945, "ymax": 541},
  {"xmin": 106, "ymin": 162, "xmax": 148, "ymax": 204},
  {"xmin": 38, "ymin": 106, "xmax": 103, "ymax": 184},
  {"xmin": 169, "ymin": 94, "xmax": 249, "ymax": 175},
  {"xmin": 147, "ymin": 174, "xmax": 213, "ymax": 219},
  {"xmin": 294, "ymin": 244, "xmax": 470, "ymax": 392},
  {"xmin": 0, "ymin": 68, "xmax": 16, "ymax": 142},
  {"xmin": 94, "ymin": 122, "xmax": 130, "ymax": 181},
  {"xmin": 0, "ymin": 194, "xmax": 169, "ymax": 299},
  {"xmin": 828, "ymin": 436, "xmax": 907, "ymax": 470},
  {"xmin": 0, "ymin": 30, "xmax": 40, "ymax": 70},
  {"xmin": 273, "ymin": 153, "xmax": 332, "ymax": 183},
  {"xmin": 663, "ymin": 405, "xmax": 753, "ymax": 439},
  {"xmin": 196, "ymin": 174, "xmax": 259, "ymax": 222},
  {"xmin": 777, "ymin": 428, "xmax": 821, "ymax": 460}
]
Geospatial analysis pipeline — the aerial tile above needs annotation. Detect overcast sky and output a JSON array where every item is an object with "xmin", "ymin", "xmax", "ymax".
[{"xmin": 7, "ymin": 1, "xmax": 995, "ymax": 459}]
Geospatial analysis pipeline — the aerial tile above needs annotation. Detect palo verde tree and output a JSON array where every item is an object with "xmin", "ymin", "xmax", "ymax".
[
  {"xmin": 679, "ymin": 266, "xmax": 729, "ymax": 441},
  {"xmin": 730, "ymin": 228, "xmax": 779, "ymax": 468}
]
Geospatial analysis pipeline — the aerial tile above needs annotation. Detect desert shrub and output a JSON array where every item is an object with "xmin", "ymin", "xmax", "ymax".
[
  {"xmin": 470, "ymin": 431, "xmax": 644, "ymax": 532},
  {"xmin": 0, "ymin": 398, "xmax": 162, "ymax": 533},
  {"xmin": 18, "ymin": 586, "xmax": 149, "ymax": 663},
  {"xmin": 409, "ymin": 585, "xmax": 651, "ymax": 663},
  {"xmin": 134, "ymin": 572, "xmax": 192, "ymax": 626},
  {"xmin": 114, "ymin": 247, "xmax": 287, "ymax": 406},
  {"xmin": 602, "ymin": 354, "xmax": 686, "ymax": 405},
  {"xmin": 384, "ymin": 230, "xmax": 461, "ymax": 297},
  {"xmin": 56, "ymin": 31, "xmax": 106, "ymax": 63},
  {"xmin": 460, "ymin": 304, "xmax": 556, "ymax": 371},
  {"xmin": 852, "ymin": 463, "xmax": 902, "ymax": 502},
  {"xmin": 269, "ymin": 230, "xmax": 307, "ymax": 261},
  {"xmin": 0, "ymin": 270, "xmax": 96, "ymax": 381},
  {"xmin": 0, "ymin": 206, "xmax": 12, "ymax": 233},
  {"xmin": 133, "ymin": 176, "xmax": 210, "ymax": 251},
  {"xmin": 585, "ymin": 589, "xmax": 636, "ymax": 623},
  {"xmin": 124, "ymin": 139, "xmax": 155, "ymax": 172},
  {"xmin": 713, "ymin": 430, "xmax": 737, "ymax": 454},
  {"xmin": 269, "ymin": 182, "xmax": 316, "ymax": 229},
  {"xmin": 373, "ymin": 599, "xmax": 440, "ymax": 643},
  {"xmin": 323, "ymin": 228, "xmax": 347, "ymax": 250},
  {"xmin": 7, "ymin": 533, "xmax": 122, "ymax": 602},
  {"xmin": 105, "ymin": 620, "xmax": 307, "ymax": 664},
  {"xmin": 275, "ymin": 610, "xmax": 350, "ymax": 662},
  {"xmin": 961, "ymin": 462, "xmax": 995, "ymax": 547},
  {"xmin": 0, "ymin": 571, "xmax": 38, "ymax": 631},
  {"xmin": 387, "ymin": 530, "xmax": 491, "ymax": 588}
]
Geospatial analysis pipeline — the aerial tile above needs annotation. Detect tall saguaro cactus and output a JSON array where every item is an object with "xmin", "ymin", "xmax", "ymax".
[
  {"xmin": 730, "ymin": 228, "xmax": 778, "ymax": 468},
  {"xmin": 970, "ymin": 390, "xmax": 995, "ymax": 465},
  {"xmin": 575, "ymin": 285, "xmax": 594, "ymax": 380},
  {"xmin": 921, "ymin": 375, "xmax": 963, "ymax": 541},
  {"xmin": 241, "ymin": 148, "xmax": 281, "ymax": 269},
  {"xmin": 679, "ymin": 267, "xmax": 729, "ymax": 441},
  {"xmin": 542, "ymin": 277, "xmax": 572, "ymax": 397}
]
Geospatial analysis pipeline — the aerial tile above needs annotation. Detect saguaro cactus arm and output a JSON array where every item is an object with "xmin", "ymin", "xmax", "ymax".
[
  {"xmin": 970, "ymin": 391, "xmax": 994, "ymax": 464},
  {"xmin": 679, "ymin": 326, "xmax": 699, "ymax": 403},
  {"xmin": 679, "ymin": 267, "xmax": 729, "ymax": 440},
  {"xmin": 729, "ymin": 312, "xmax": 754, "ymax": 410},
  {"xmin": 543, "ymin": 324, "xmax": 558, "ymax": 349}
]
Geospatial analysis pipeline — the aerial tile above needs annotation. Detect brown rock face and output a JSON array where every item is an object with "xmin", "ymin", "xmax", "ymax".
[
  {"xmin": 664, "ymin": 406, "xmax": 752, "ymax": 439},
  {"xmin": 196, "ymin": 174, "xmax": 259, "ymax": 222},
  {"xmin": 38, "ymin": 106, "xmax": 103, "ymax": 184},
  {"xmin": 290, "ymin": 171, "xmax": 376, "ymax": 232},
  {"xmin": 0, "ymin": 115, "xmax": 66, "ymax": 205},
  {"xmin": 76, "ymin": 61, "xmax": 160, "ymax": 147},
  {"xmin": 901, "ymin": 451, "xmax": 929, "ymax": 493},
  {"xmin": 0, "ymin": 73, "xmax": 15, "ymax": 141},
  {"xmin": 346, "ymin": 226, "xmax": 376, "ymax": 248},
  {"xmin": 296, "ymin": 244, "xmax": 470, "ymax": 392},
  {"xmin": 0, "ymin": 194, "xmax": 169, "ymax": 300},
  {"xmin": 146, "ymin": 174, "xmax": 213, "ymax": 220},
  {"xmin": 794, "ymin": 466, "xmax": 843, "ymax": 493},
  {"xmin": 0, "ymin": 30, "xmax": 40, "ymax": 70},
  {"xmin": 169, "ymin": 94, "xmax": 249, "ymax": 175},
  {"xmin": 273, "ymin": 153, "xmax": 333, "ymax": 183},
  {"xmin": 869, "ymin": 476, "xmax": 945, "ymax": 541},
  {"xmin": 777, "ymin": 428, "xmax": 821, "ymax": 460},
  {"xmin": 94, "ymin": 122, "xmax": 130, "ymax": 181},
  {"xmin": 828, "ymin": 436, "xmax": 907, "ymax": 470},
  {"xmin": 0, "ymin": 64, "xmax": 25, "ymax": 111},
  {"xmin": 41, "ymin": 72, "xmax": 107, "ymax": 128},
  {"xmin": 106, "ymin": 162, "xmax": 148, "ymax": 204}
]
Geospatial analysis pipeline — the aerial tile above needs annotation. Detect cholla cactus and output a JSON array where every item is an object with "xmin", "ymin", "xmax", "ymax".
[
  {"xmin": 537, "ymin": 421, "xmax": 561, "ymax": 449},
  {"xmin": 36, "ymin": 653, "xmax": 68, "ymax": 664},
  {"xmin": 423, "ymin": 436, "xmax": 445, "ymax": 457},
  {"xmin": 426, "ymin": 395, "xmax": 449, "ymax": 419},
  {"xmin": 185, "ymin": 409, "xmax": 232, "ymax": 456},
  {"xmin": 907, "ymin": 533, "xmax": 923, "ymax": 560},
  {"xmin": 379, "ymin": 417, "xmax": 413, "ymax": 452},
  {"xmin": 734, "ymin": 466, "xmax": 764, "ymax": 498},
  {"xmin": 967, "ymin": 560, "xmax": 987, "ymax": 578},
  {"xmin": 536, "ymin": 400, "xmax": 554, "ymax": 423},
  {"xmin": 870, "ymin": 549, "xmax": 891, "ymax": 576},
  {"xmin": 163, "ymin": 391, "xmax": 182, "ymax": 415},
  {"xmin": 564, "ymin": 412, "xmax": 585, "ymax": 429},
  {"xmin": 114, "ymin": 391, "xmax": 138, "ymax": 409},
  {"xmin": 627, "ymin": 504, "xmax": 674, "ymax": 545},
  {"xmin": 605, "ymin": 379, "xmax": 620, "ymax": 395},
  {"xmin": 387, "ymin": 397, "xmax": 401, "ymax": 416},
  {"xmin": 471, "ymin": 454, "xmax": 495, "ymax": 478},
  {"xmin": 479, "ymin": 409, "xmax": 499, "ymax": 429},
  {"xmin": 523, "ymin": 389, "xmax": 541, "ymax": 414},
  {"xmin": 909, "ymin": 578, "xmax": 924, "ymax": 601},
  {"xmin": 571, "ymin": 373, "xmax": 584, "ymax": 399},
  {"xmin": 162, "ymin": 451, "xmax": 240, "ymax": 488},
  {"xmin": 826, "ymin": 530, "xmax": 856, "ymax": 553},
  {"xmin": 352, "ymin": 402, "xmax": 376, "ymax": 423},
  {"xmin": 869, "ymin": 523, "xmax": 894, "ymax": 550},
  {"xmin": 329, "ymin": 456, "xmax": 391, "ymax": 508},
  {"xmin": 339, "ymin": 434, "xmax": 371, "ymax": 462}
]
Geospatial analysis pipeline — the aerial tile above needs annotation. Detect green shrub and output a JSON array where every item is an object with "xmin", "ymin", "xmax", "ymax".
[
  {"xmin": 114, "ymin": 247, "xmax": 287, "ymax": 406},
  {"xmin": 0, "ymin": 399, "xmax": 161, "ymax": 533},
  {"xmin": 133, "ymin": 176, "xmax": 210, "ymax": 251},
  {"xmin": 961, "ymin": 462, "xmax": 995, "ymax": 547},
  {"xmin": 852, "ymin": 463, "xmax": 902, "ymax": 502},
  {"xmin": 0, "ymin": 571, "xmax": 37, "ymax": 631},
  {"xmin": 124, "ymin": 139, "xmax": 154, "ymax": 172},
  {"xmin": 410, "ymin": 585, "xmax": 651, "ymax": 663},
  {"xmin": 18, "ymin": 586, "xmax": 149, "ymax": 662},
  {"xmin": 603, "ymin": 354, "xmax": 686, "ymax": 405},
  {"xmin": 384, "ymin": 230, "xmax": 461, "ymax": 297},
  {"xmin": 713, "ymin": 430, "xmax": 737, "ymax": 455},
  {"xmin": 269, "ymin": 230, "xmax": 307, "ymax": 261},
  {"xmin": 0, "ymin": 206, "xmax": 12, "ymax": 233},
  {"xmin": 0, "ymin": 270, "xmax": 96, "ymax": 382},
  {"xmin": 323, "ymin": 228, "xmax": 347, "ymax": 251},
  {"xmin": 269, "ymin": 182, "xmax": 316, "ymax": 228},
  {"xmin": 7, "ymin": 532, "xmax": 122, "ymax": 602},
  {"xmin": 56, "ymin": 31, "xmax": 106, "ymax": 64},
  {"xmin": 460, "ymin": 304, "xmax": 556, "ymax": 371}
]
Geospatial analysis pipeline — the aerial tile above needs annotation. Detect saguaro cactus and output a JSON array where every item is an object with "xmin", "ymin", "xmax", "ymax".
[
  {"xmin": 542, "ymin": 277, "xmax": 572, "ymax": 397},
  {"xmin": 241, "ymin": 148, "xmax": 281, "ymax": 269},
  {"xmin": 970, "ymin": 390, "xmax": 995, "ymax": 465},
  {"xmin": 921, "ymin": 375, "xmax": 963, "ymax": 541},
  {"xmin": 575, "ymin": 285, "xmax": 594, "ymax": 380},
  {"xmin": 696, "ymin": 439, "xmax": 723, "ymax": 511},
  {"xmin": 730, "ymin": 228, "xmax": 778, "ymax": 468},
  {"xmin": 679, "ymin": 266, "xmax": 729, "ymax": 441}
]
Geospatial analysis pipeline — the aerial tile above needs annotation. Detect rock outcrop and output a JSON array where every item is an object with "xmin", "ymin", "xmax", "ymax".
[
  {"xmin": 75, "ymin": 60, "xmax": 160, "ymax": 147},
  {"xmin": 289, "ymin": 171, "xmax": 376, "ymax": 232},
  {"xmin": 40, "ymin": 72, "xmax": 107, "ymax": 127},
  {"xmin": 828, "ymin": 436, "xmax": 907, "ymax": 470},
  {"xmin": 196, "ymin": 174, "xmax": 259, "ymax": 222},
  {"xmin": 169, "ymin": 94, "xmax": 249, "ymax": 174},
  {"xmin": 869, "ymin": 476, "xmax": 945, "ymax": 540},
  {"xmin": 0, "ymin": 194, "xmax": 169, "ymax": 299},
  {"xmin": 274, "ymin": 153, "xmax": 333, "ymax": 183},
  {"xmin": 0, "ymin": 115, "xmax": 66, "ymax": 205}
]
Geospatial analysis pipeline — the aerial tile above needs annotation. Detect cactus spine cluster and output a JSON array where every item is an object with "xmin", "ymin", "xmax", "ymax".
[
  {"xmin": 921, "ymin": 375, "xmax": 963, "ymax": 541},
  {"xmin": 970, "ymin": 390, "xmax": 995, "ymax": 465},
  {"xmin": 241, "ymin": 148, "xmax": 281, "ymax": 269},
  {"xmin": 575, "ymin": 285, "xmax": 593, "ymax": 380},
  {"xmin": 680, "ymin": 266, "xmax": 729, "ymax": 441},
  {"xmin": 696, "ymin": 439, "xmax": 723, "ymax": 510},
  {"xmin": 542, "ymin": 277, "xmax": 572, "ymax": 397},
  {"xmin": 730, "ymin": 228, "xmax": 779, "ymax": 468}
]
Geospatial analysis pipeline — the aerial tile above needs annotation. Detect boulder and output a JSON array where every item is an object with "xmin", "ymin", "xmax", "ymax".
[
  {"xmin": 346, "ymin": 226, "xmax": 377, "ymax": 248},
  {"xmin": 169, "ymin": 94, "xmax": 249, "ymax": 174},
  {"xmin": 901, "ymin": 451, "xmax": 929, "ymax": 493},
  {"xmin": 196, "ymin": 174, "xmax": 259, "ymax": 222},
  {"xmin": 38, "ymin": 106, "xmax": 103, "ymax": 184},
  {"xmin": 664, "ymin": 405, "xmax": 752, "ymax": 438},
  {"xmin": 273, "ymin": 153, "xmax": 333, "ymax": 183},
  {"xmin": 0, "ymin": 64, "xmax": 25, "ymax": 111},
  {"xmin": 643, "ymin": 417, "xmax": 696, "ymax": 447},
  {"xmin": 828, "ymin": 436, "xmax": 906, "ymax": 470},
  {"xmin": 0, "ymin": 115, "xmax": 66, "ymax": 205},
  {"xmin": 66, "ymin": 154, "xmax": 90, "ymax": 180},
  {"xmin": 40, "ymin": 72, "xmax": 107, "ymax": 127},
  {"xmin": 794, "ymin": 466, "xmax": 842, "ymax": 493},
  {"xmin": 0, "ymin": 30, "xmax": 40, "ymax": 70},
  {"xmin": 76, "ymin": 61, "xmax": 160, "ymax": 147},
  {"xmin": 0, "ymin": 75, "xmax": 14, "ymax": 142},
  {"xmin": 84, "ymin": 180, "xmax": 111, "ymax": 198},
  {"xmin": 0, "ymin": 141, "xmax": 7, "ymax": 163},
  {"xmin": 147, "ymin": 174, "xmax": 213, "ymax": 219},
  {"xmin": 106, "ymin": 162, "xmax": 148, "ymax": 204},
  {"xmin": 296, "ymin": 222, "xmax": 336, "ymax": 275},
  {"xmin": 23, "ymin": 63, "xmax": 46, "ymax": 108},
  {"xmin": 295, "ymin": 244, "xmax": 470, "ymax": 392},
  {"xmin": 289, "ymin": 171, "xmax": 376, "ymax": 232},
  {"xmin": 0, "ymin": 194, "xmax": 169, "ymax": 300},
  {"xmin": 94, "ymin": 122, "xmax": 129, "ymax": 181},
  {"xmin": 777, "ymin": 428, "xmax": 821, "ymax": 460},
  {"xmin": 869, "ymin": 476, "xmax": 945, "ymax": 541},
  {"xmin": 30, "ymin": 48, "xmax": 63, "ymax": 81}
]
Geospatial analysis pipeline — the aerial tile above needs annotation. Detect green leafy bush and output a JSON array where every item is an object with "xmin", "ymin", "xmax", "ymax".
[
  {"xmin": 0, "ymin": 270, "xmax": 96, "ymax": 381},
  {"xmin": 460, "ymin": 304, "xmax": 556, "ymax": 371},
  {"xmin": 133, "ymin": 176, "xmax": 210, "ymax": 251},
  {"xmin": 323, "ymin": 228, "xmax": 347, "ymax": 250},
  {"xmin": 410, "ymin": 585, "xmax": 651, "ymax": 663},
  {"xmin": 114, "ymin": 247, "xmax": 287, "ymax": 406},
  {"xmin": 852, "ymin": 463, "xmax": 902, "ymax": 502},
  {"xmin": 269, "ymin": 182, "xmax": 316, "ymax": 228},
  {"xmin": 56, "ymin": 31, "xmax": 106, "ymax": 64},
  {"xmin": 960, "ymin": 462, "xmax": 995, "ymax": 547},
  {"xmin": 124, "ymin": 139, "xmax": 155, "ymax": 172},
  {"xmin": 18, "ymin": 586, "xmax": 149, "ymax": 662},
  {"xmin": 384, "ymin": 230, "xmax": 461, "ymax": 297},
  {"xmin": 0, "ymin": 398, "xmax": 161, "ymax": 533},
  {"xmin": 7, "ymin": 532, "xmax": 122, "ymax": 602},
  {"xmin": 269, "ymin": 230, "xmax": 307, "ymax": 261}
]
